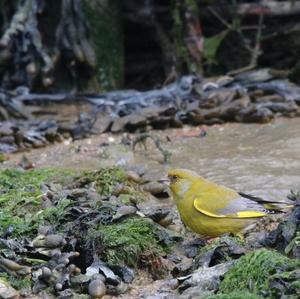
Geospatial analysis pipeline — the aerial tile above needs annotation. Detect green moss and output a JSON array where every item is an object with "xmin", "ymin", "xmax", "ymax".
[
  {"xmin": 285, "ymin": 230, "xmax": 300, "ymax": 255},
  {"xmin": 219, "ymin": 248, "xmax": 300, "ymax": 294},
  {"xmin": 0, "ymin": 273, "xmax": 31, "ymax": 290},
  {"xmin": 0, "ymin": 153, "xmax": 5, "ymax": 163},
  {"xmin": 89, "ymin": 217, "xmax": 165, "ymax": 267},
  {"xmin": 0, "ymin": 168, "xmax": 75, "ymax": 237},
  {"xmin": 203, "ymin": 290, "xmax": 264, "ymax": 299},
  {"xmin": 77, "ymin": 167, "xmax": 126, "ymax": 196},
  {"xmin": 82, "ymin": 0, "xmax": 123, "ymax": 91}
]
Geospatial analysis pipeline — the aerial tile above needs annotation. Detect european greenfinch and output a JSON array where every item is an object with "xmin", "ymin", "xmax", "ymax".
[{"xmin": 166, "ymin": 168, "xmax": 293, "ymax": 237}]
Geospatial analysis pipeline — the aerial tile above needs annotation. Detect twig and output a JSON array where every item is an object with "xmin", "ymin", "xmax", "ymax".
[
  {"xmin": 132, "ymin": 133, "xmax": 171, "ymax": 163},
  {"xmin": 208, "ymin": 7, "xmax": 231, "ymax": 29},
  {"xmin": 228, "ymin": 11, "xmax": 264, "ymax": 75}
]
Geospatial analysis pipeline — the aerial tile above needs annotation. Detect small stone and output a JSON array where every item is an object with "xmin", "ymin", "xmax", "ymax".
[
  {"xmin": 0, "ymin": 279, "xmax": 19, "ymax": 299},
  {"xmin": 113, "ymin": 205, "xmax": 137, "ymax": 221},
  {"xmin": 70, "ymin": 274, "xmax": 91, "ymax": 286},
  {"xmin": 126, "ymin": 171, "xmax": 142, "ymax": 183},
  {"xmin": 91, "ymin": 274, "xmax": 106, "ymax": 282},
  {"xmin": 142, "ymin": 182, "xmax": 168, "ymax": 197},
  {"xmin": 158, "ymin": 214, "xmax": 173, "ymax": 227},
  {"xmin": 88, "ymin": 279, "xmax": 106, "ymax": 298}
]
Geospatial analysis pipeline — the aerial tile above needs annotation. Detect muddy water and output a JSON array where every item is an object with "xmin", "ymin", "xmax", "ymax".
[{"xmin": 2, "ymin": 118, "xmax": 300, "ymax": 201}]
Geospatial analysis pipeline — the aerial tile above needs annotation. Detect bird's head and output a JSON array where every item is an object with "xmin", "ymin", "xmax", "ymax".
[{"xmin": 165, "ymin": 168, "xmax": 200, "ymax": 198}]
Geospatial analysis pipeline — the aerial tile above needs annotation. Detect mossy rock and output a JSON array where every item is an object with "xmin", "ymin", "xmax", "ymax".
[
  {"xmin": 195, "ymin": 236, "xmax": 246, "ymax": 268},
  {"xmin": 87, "ymin": 217, "xmax": 167, "ymax": 267},
  {"xmin": 75, "ymin": 167, "xmax": 126, "ymax": 197},
  {"xmin": 219, "ymin": 248, "xmax": 300, "ymax": 297},
  {"xmin": 0, "ymin": 273, "xmax": 31, "ymax": 290}
]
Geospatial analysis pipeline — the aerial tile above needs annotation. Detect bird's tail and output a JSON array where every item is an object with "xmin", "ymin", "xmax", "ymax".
[{"xmin": 239, "ymin": 192, "xmax": 295, "ymax": 213}]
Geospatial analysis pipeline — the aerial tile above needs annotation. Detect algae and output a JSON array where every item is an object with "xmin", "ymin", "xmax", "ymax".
[{"xmin": 219, "ymin": 248, "xmax": 300, "ymax": 295}]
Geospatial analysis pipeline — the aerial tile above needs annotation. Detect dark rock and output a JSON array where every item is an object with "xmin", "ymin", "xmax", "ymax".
[
  {"xmin": 262, "ymin": 193, "xmax": 300, "ymax": 257},
  {"xmin": 177, "ymin": 261, "xmax": 234, "ymax": 298},
  {"xmin": 182, "ymin": 238, "xmax": 205, "ymax": 258},
  {"xmin": 171, "ymin": 257, "xmax": 193, "ymax": 277},
  {"xmin": 195, "ymin": 237, "xmax": 247, "ymax": 268},
  {"xmin": 110, "ymin": 266, "xmax": 135, "ymax": 283}
]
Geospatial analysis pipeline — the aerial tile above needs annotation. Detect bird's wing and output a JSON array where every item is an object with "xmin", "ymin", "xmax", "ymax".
[
  {"xmin": 193, "ymin": 186, "xmax": 267, "ymax": 219},
  {"xmin": 238, "ymin": 192, "xmax": 293, "ymax": 211}
]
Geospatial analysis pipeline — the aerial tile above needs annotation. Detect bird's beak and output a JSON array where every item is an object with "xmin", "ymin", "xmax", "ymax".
[{"xmin": 159, "ymin": 177, "xmax": 170, "ymax": 186}]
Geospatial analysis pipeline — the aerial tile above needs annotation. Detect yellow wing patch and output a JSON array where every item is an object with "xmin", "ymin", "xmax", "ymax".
[
  {"xmin": 236, "ymin": 211, "xmax": 266, "ymax": 218},
  {"xmin": 193, "ymin": 198, "xmax": 266, "ymax": 219}
]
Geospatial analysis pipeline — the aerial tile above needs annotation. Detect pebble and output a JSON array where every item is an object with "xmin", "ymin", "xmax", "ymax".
[
  {"xmin": 0, "ymin": 280, "xmax": 19, "ymax": 299},
  {"xmin": 88, "ymin": 279, "xmax": 106, "ymax": 298}
]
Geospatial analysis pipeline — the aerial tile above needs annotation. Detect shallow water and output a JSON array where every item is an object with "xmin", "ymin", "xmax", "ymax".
[{"xmin": 3, "ymin": 118, "xmax": 300, "ymax": 201}]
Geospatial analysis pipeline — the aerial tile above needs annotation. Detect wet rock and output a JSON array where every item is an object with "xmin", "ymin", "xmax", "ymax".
[
  {"xmin": 32, "ymin": 234, "xmax": 66, "ymax": 249},
  {"xmin": 171, "ymin": 257, "xmax": 193, "ymax": 277},
  {"xmin": 110, "ymin": 266, "xmax": 135, "ymax": 283},
  {"xmin": 195, "ymin": 237, "xmax": 247, "ymax": 268},
  {"xmin": 112, "ymin": 205, "xmax": 137, "ymax": 221},
  {"xmin": 178, "ymin": 261, "xmax": 234, "ymax": 298},
  {"xmin": 87, "ymin": 259, "xmax": 120, "ymax": 286},
  {"xmin": 0, "ymin": 279, "xmax": 19, "ymax": 299},
  {"xmin": 111, "ymin": 114, "xmax": 147, "ymax": 133},
  {"xmin": 126, "ymin": 170, "xmax": 142, "ymax": 183},
  {"xmin": 106, "ymin": 281, "xmax": 128, "ymax": 296},
  {"xmin": 182, "ymin": 237, "xmax": 205, "ymax": 258},
  {"xmin": 262, "ymin": 192, "xmax": 300, "ymax": 257},
  {"xmin": 158, "ymin": 214, "xmax": 173, "ymax": 227},
  {"xmin": 88, "ymin": 279, "xmax": 106, "ymax": 298},
  {"xmin": 142, "ymin": 182, "xmax": 169, "ymax": 198},
  {"xmin": 0, "ymin": 257, "xmax": 31, "ymax": 276},
  {"xmin": 70, "ymin": 274, "xmax": 91, "ymax": 288},
  {"xmin": 137, "ymin": 199, "xmax": 171, "ymax": 223}
]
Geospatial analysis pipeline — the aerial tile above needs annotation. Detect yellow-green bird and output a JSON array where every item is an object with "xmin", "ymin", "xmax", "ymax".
[{"xmin": 165, "ymin": 168, "xmax": 293, "ymax": 237}]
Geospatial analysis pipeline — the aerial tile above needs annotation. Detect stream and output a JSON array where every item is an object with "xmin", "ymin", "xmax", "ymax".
[{"xmin": 3, "ymin": 117, "xmax": 300, "ymax": 201}]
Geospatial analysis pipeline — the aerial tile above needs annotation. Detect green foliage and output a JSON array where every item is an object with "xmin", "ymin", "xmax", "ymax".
[
  {"xmin": 203, "ymin": 31, "xmax": 228, "ymax": 63},
  {"xmin": 92, "ymin": 217, "xmax": 165, "ymax": 267},
  {"xmin": 203, "ymin": 290, "xmax": 264, "ymax": 299},
  {"xmin": 219, "ymin": 248, "xmax": 300, "ymax": 294},
  {"xmin": 78, "ymin": 167, "xmax": 126, "ymax": 196}
]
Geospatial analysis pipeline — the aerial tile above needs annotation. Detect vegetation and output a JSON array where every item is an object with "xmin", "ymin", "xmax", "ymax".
[{"xmin": 219, "ymin": 248, "xmax": 300, "ymax": 296}]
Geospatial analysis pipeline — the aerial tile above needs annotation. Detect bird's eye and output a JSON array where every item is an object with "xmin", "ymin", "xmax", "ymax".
[{"xmin": 170, "ymin": 175, "xmax": 179, "ymax": 182}]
